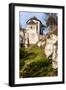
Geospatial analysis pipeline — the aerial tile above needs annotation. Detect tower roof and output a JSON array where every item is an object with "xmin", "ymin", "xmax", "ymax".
[{"xmin": 26, "ymin": 16, "xmax": 41, "ymax": 24}]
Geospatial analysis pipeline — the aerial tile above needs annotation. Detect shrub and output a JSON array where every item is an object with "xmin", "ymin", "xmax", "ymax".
[
  {"xmin": 20, "ymin": 47, "xmax": 28, "ymax": 59},
  {"xmin": 20, "ymin": 57, "xmax": 50, "ymax": 78}
]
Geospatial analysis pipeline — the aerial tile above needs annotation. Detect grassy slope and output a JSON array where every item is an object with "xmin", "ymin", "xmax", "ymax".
[{"xmin": 20, "ymin": 45, "xmax": 57, "ymax": 78}]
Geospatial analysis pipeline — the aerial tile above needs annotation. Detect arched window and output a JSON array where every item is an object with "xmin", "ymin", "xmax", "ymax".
[{"xmin": 30, "ymin": 26, "xmax": 32, "ymax": 29}]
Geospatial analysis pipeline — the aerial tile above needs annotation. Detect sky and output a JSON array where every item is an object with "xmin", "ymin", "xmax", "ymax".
[
  {"xmin": 19, "ymin": 11, "xmax": 48, "ymax": 28},
  {"xmin": 19, "ymin": 11, "xmax": 57, "ymax": 35}
]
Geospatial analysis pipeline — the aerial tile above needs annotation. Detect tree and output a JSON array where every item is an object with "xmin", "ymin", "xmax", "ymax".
[
  {"xmin": 46, "ymin": 16, "xmax": 57, "ymax": 26},
  {"xmin": 46, "ymin": 14, "xmax": 57, "ymax": 31}
]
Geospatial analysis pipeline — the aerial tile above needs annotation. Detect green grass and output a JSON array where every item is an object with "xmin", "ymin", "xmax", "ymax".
[{"xmin": 19, "ymin": 44, "xmax": 57, "ymax": 78}]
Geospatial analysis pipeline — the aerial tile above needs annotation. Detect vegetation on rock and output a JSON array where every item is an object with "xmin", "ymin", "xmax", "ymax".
[{"xmin": 19, "ymin": 45, "xmax": 57, "ymax": 78}]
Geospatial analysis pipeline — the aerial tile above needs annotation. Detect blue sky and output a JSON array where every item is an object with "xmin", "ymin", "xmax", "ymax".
[
  {"xmin": 19, "ymin": 11, "xmax": 48, "ymax": 28},
  {"xmin": 19, "ymin": 11, "xmax": 57, "ymax": 35}
]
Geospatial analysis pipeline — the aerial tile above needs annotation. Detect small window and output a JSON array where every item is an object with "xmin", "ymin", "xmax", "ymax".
[{"xmin": 30, "ymin": 26, "xmax": 32, "ymax": 29}]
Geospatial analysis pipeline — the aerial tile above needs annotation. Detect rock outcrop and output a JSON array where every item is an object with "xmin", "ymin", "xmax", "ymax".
[{"xmin": 37, "ymin": 29, "xmax": 58, "ymax": 69}]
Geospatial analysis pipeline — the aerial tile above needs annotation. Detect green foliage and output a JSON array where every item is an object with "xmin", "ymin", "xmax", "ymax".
[
  {"xmin": 20, "ymin": 48, "xmax": 27, "ymax": 59},
  {"xmin": 19, "ymin": 45, "xmax": 57, "ymax": 78},
  {"xmin": 20, "ymin": 60, "xmax": 25, "ymax": 70}
]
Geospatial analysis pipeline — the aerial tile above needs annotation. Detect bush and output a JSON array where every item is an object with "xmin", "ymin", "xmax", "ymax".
[
  {"xmin": 20, "ymin": 57, "xmax": 51, "ymax": 78},
  {"xmin": 19, "ymin": 45, "xmax": 57, "ymax": 78},
  {"xmin": 20, "ymin": 60, "xmax": 25, "ymax": 70},
  {"xmin": 20, "ymin": 47, "xmax": 28, "ymax": 59}
]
